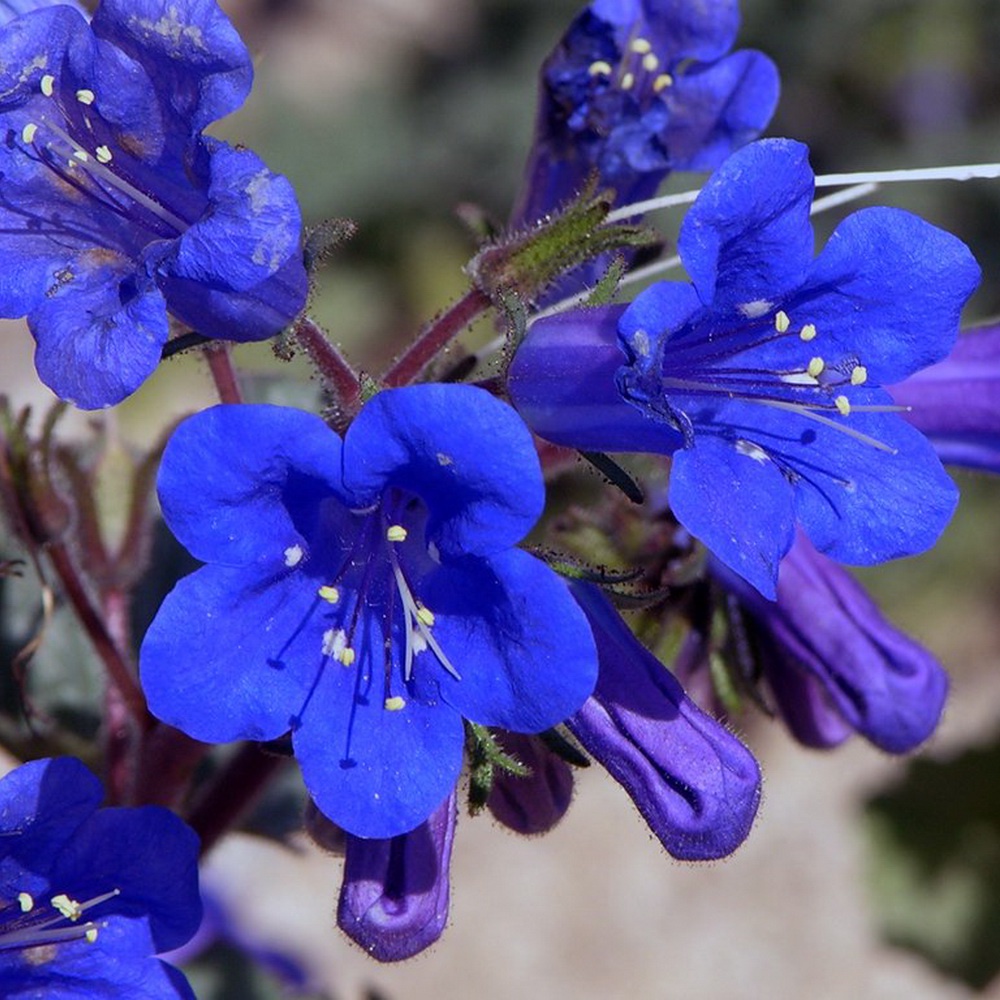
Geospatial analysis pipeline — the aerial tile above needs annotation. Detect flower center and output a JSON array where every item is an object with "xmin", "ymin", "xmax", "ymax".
[
  {"xmin": 586, "ymin": 35, "xmax": 675, "ymax": 108},
  {"xmin": 13, "ymin": 71, "xmax": 189, "ymax": 246},
  {"xmin": 0, "ymin": 887, "xmax": 120, "ymax": 955}
]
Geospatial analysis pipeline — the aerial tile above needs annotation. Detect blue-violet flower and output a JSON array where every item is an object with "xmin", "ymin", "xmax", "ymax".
[
  {"xmin": 0, "ymin": 0, "xmax": 307, "ymax": 408},
  {"xmin": 712, "ymin": 532, "xmax": 948, "ymax": 753},
  {"xmin": 338, "ymin": 789, "xmax": 456, "ymax": 962},
  {"xmin": 509, "ymin": 138, "xmax": 981, "ymax": 598},
  {"xmin": 891, "ymin": 322, "xmax": 1000, "ymax": 475},
  {"xmin": 0, "ymin": 756, "xmax": 201, "ymax": 999},
  {"xmin": 139, "ymin": 385, "xmax": 599, "ymax": 839},
  {"xmin": 567, "ymin": 583, "xmax": 761, "ymax": 860},
  {"xmin": 510, "ymin": 0, "xmax": 779, "ymax": 228}
]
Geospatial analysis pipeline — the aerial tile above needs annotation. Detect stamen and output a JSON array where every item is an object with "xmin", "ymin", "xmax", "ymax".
[
  {"xmin": 642, "ymin": 53, "xmax": 659, "ymax": 72},
  {"xmin": 621, "ymin": 71, "xmax": 635, "ymax": 90},
  {"xmin": 95, "ymin": 145, "xmax": 113, "ymax": 164},
  {"xmin": 318, "ymin": 585, "xmax": 340, "ymax": 604},
  {"xmin": 386, "ymin": 525, "xmax": 408, "ymax": 542},
  {"xmin": 50, "ymin": 895, "xmax": 82, "ymax": 921},
  {"xmin": 834, "ymin": 395, "xmax": 851, "ymax": 416},
  {"xmin": 757, "ymin": 398, "xmax": 898, "ymax": 453},
  {"xmin": 340, "ymin": 647, "xmax": 356, "ymax": 667},
  {"xmin": 284, "ymin": 544, "xmax": 303, "ymax": 568},
  {"xmin": 588, "ymin": 60, "xmax": 613, "ymax": 77},
  {"xmin": 807, "ymin": 357, "xmax": 825, "ymax": 378},
  {"xmin": 799, "ymin": 323, "xmax": 817, "ymax": 342},
  {"xmin": 75, "ymin": 89, "xmax": 95, "ymax": 105},
  {"xmin": 21, "ymin": 123, "xmax": 37, "ymax": 144},
  {"xmin": 384, "ymin": 696, "xmax": 406, "ymax": 711},
  {"xmin": 85, "ymin": 927, "xmax": 98, "ymax": 944},
  {"xmin": 322, "ymin": 628, "xmax": 347, "ymax": 659},
  {"xmin": 850, "ymin": 365, "xmax": 868, "ymax": 385},
  {"xmin": 40, "ymin": 74, "xmax": 54, "ymax": 97},
  {"xmin": 630, "ymin": 38, "xmax": 653, "ymax": 54},
  {"xmin": 653, "ymin": 73, "xmax": 674, "ymax": 91},
  {"xmin": 415, "ymin": 604, "xmax": 435, "ymax": 627},
  {"xmin": 774, "ymin": 310, "xmax": 791, "ymax": 333},
  {"xmin": 17, "ymin": 893, "xmax": 33, "ymax": 913}
]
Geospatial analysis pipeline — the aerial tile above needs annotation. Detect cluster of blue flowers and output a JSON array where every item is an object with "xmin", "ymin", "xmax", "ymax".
[{"xmin": 0, "ymin": 0, "xmax": 996, "ymax": 988}]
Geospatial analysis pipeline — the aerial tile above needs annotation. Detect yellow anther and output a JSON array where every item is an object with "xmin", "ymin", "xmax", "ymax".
[
  {"xmin": 799, "ymin": 323, "xmax": 817, "ymax": 342},
  {"xmin": 642, "ymin": 52, "xmax": 660, "ymax": 72},
  {"xmin": 339, "ymin": 647, "xmax": 356, "ymax": 667},
  {"xmin": 386, "ymin": 524, "xmax": 408, "ymax": 542},
  {"xmin": 850, "ymin": 365, "xmax": 868, "ymax": 386},
  {"xmin": 774, "ymin": 310, "xmax": 790, "ymax": 333},
  {"xmin": 416, "ymin": 604, "xmax": 435, "ymax": 627},
  {"xmin": 318, "ymin": 585, "xmax": 340, "ymax": 604},
  {"xmin": 384, "ymin": 696, "xmax": 406, "ymax": 711},
  {"xmin": 806, "ymin": 357, "xmax": 825, "ymax": 378},
  {"xmin": 588, "ymin": 60, "xmax": 613, "ymax": 77},
  {"xmin": 75, "ymin": 89, "xmax": 95, "ymax": 105},
  {"xmin": 834, "ymin": 395, "xmax": 851, "ymax": 416},
  {"xmin": 51, "ymin": 894, "xmax": 82, "ymax": 921},
  {"xmin": 653, "ymin": 73, "xmax": 674, "ymax": 91},
  {"xmin": 621, "ymin": 71, "xmax": 635, "ymax": 90},
  {"xmin": 630, "ymin": 38, "xmax": 653, "ymax": 54},
  {"xmin": 21, "ymin": 123, "xmax": 37, "ymax": 144},
  {"xmin": 17, "ymin": 892, "xmax": 33, "ymax": 913},
  {"xmin": 40, "ymin": 74, "xmax": 55, "ymax": 97},
  {"xmin": 95, "ymin": 145, "xmax": 113, "ymax": 164},
  {"xmin": 85, "ymin": 927, "xmax": 98, "ymax": 944},
  {"xmin": 72, "ymin": 149, "xmax": 89, "ymax": 163}
]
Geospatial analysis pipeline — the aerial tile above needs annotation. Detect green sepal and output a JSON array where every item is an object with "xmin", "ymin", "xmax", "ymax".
[
  {"xmin": 464, "ymin": 721, "xmax": 531, "ymax": 816},
  {"xmin": 303, "ymin": 217, "xmax": 358, "ymax": 273},
  {"xmin": 467, "ymin": 184, "xmax": 657, "ymax": 305}
]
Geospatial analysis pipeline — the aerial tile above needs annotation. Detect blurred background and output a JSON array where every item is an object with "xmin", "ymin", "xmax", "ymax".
[{"xmin": 4, "ymin": 0, "xmax": 1000, "ymax": 996}]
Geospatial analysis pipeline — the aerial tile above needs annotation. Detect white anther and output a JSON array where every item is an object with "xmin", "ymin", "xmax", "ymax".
[
  {"xmin": 95, "ymin": 145, "xmax": 113, "ymax": 164},
  {"xmin": 799, "ymin": 323, "xmax": 817, "ymax": 342},
  {"xmin": 72, "ymin": 149, "xmax": 89, "ymax": 163},
  {"xmin": 735, "ymin": 439, "xmax": 769, "ymax": 464},
  {"xmin": 40, "ymin": 74, "xmax": 55, "ymax": 97},
  {"xmin": 339, "ymin": 647, "xmax": 356, "ymax": 667},
  {"xmin": 384, "ymin": 696, "xmax": 406, "ymax": 711},
  {"xmin": 642, "ymin": 53, "xmax": 659, "ymax": 72},
  {"xmin": 51, "ymin": 894, "xmax": 82, "ymax": 921},
  {"xmin": 386, "ymin": 525, "xmax": 408, "ymax": 542},
  {"xmin": 653, "ymin": 73, "xmax": 674, "ymax": 91},
  {"xmin": 807, "ymin": 357, "xmax": 825, "ymax": 378},
  {"xmin": 630, "ymin": 38, "xmax": 652, "ymax": 54},
  {"xmin": 774, "ymin": 310, "xmax": 791, "ymax": 333},
  {"xmin": 322, "ymin": 628, "xmax": 347, "ymax": 659},
  {"xmin": 17, "ymin": 892, "xmax": 33, "ymax": 913},
  {"xmin": 75, "ymin": 89, "xmax": 95, "ymax": 105},
  {"xmin": 20, "ymin": 123, "xmax": 37, "ymax": 144},
  {"xmin": 283, "ymin": 544, "xmax": 303, "ymax": 567},
  {"xmin": 588, "ymin": 60, "xmax": 613, "ymax": 77},
  {"xmin": 415, "ymin": 604, "xmax": 435, "ymax": 627},
  {"xmin": 85, "ymin": 926, "xmax": 98, "ymax": 944},
  {"xmin": 834, "ymin": 395, "xmax": 851, "ymax": 416},
  {"xmin": 850, "ymin": 365, "xmax": 868, "ymax": 385},
  {"xmin": 621, "ymin": 71, "xmax": 635, "ymax": 89},
  {"xmin": 318, "ymin": 585, "xmax": 340, "ymax": 604}
]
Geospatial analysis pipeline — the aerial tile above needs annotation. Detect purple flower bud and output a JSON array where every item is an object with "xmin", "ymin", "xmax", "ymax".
[
  {"xmin": 337, "ymin": 790, "xmax": 456, "ymax": 962},
  {"xmin": 487, "ymin": 731, "xmax": 575, "ymax": 835},
  {"xmin": 714, "ymin": 533, "xmax": 947, "ymax": 753},
  {"xmin": 891, "ymin": 323, "xmax": 1000, "ymax": 474},
  {"xmin": 567, "ymin": 583, "xmax": 761, "ymax": 861}
]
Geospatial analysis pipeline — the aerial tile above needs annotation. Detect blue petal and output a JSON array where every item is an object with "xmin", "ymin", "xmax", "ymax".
[
  {"xmin": 342, "ymin": 384, "xmax": 545, "ymax": 557},
  {"xmin": 293, "ymin": 661, "xmax": 464, "ymax": 839},
  {"xmin": 665, "ymin": 49, "xmax": 781, "ymax": 170},
  {"xmin": 799, "ymin": 207, "xmax": 981, "ymax": 384},
  {"xmin": 567, "ymin": 583, "xmax": 761, "ymax": 860},
  {"xmin": 679, "ymin": 138, "xmax": 815, "ymax": 309},
  {"xmin": 591, "ymin": 0, "xmax": 740, "ymax": 61},
  {"xmin": 30, "ymin": 253, "xmax": 169, "ymax": 408},
  {"xmin": 156, "ymin": 404, "xmax": 343, "ymax": 569},
  {"xmin": 338, "ymin": 790, "xmax": 455, "ymax": 962},
  {"xmin": 789, "ymin": 405, "xmax": 958, "ymax": 567},
  {"xmin": 91, "ymin": 0, "xmax": 253, "ymax": 133},
  {"xmin": 140, "ymin": 564, "xmax": 323, "ymax": 743},
  {"xmin": 509, "ymin": 304, "xmax": 685, "ymax": 453},
  {"xmin": 669, "ymin": 430, "xmax": 796, "ymax": 598},
  {"xmin": 165, "ymin": 142, "xmax": 304, "ymax": 294},
  {"xmin": 425, "ymin": 549, "xmax": 598, "ymax": 730}
]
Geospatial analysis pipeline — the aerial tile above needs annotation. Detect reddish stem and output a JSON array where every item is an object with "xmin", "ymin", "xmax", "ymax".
[
  {"xmin": 132, "ymin": 722, "xmax": 211, "ymax": 808},
  {"xmin": 185, "ymin": 743, "xmax": 287, "ymax": 854},
  {"xmin": 203, "ymin": 344, "xmax": 243, "ymax": 404},
  {"xmin": 103, "ymin": 588, "xmax": 138, "ymax": 803},
  {"xmin": 294, "ymin": 316, "xmax": 362, "ymax": 418},
  {"xmin": 382, "ymin": 286, "xmax": 491, "ymax": 387}
]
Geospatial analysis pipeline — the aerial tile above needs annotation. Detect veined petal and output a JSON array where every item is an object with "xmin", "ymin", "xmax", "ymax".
[
  {"xmin": 30, "ymin": 252, "xmax": 169, "ymax": 409},
  {"xmin": 91, "ymin": 0, "xmax": 253, "ymax": 133},
  {"xmin": 338, "ymin": 790, "xmax": 455, "ymax": 962},
  {"xmin": 426, "ymin": 549, "xmax": 598, "ymax": 731},
  {"xmin": 800, "ymin": 207, "xmax": 981, "ymax": 384},
  {"xmin": 678, "ymin": 138, "xmax": 814, "ymax": 308},
  {"xmin": 665, "ymin": 49, "xmax": 780, "ymax": 170},
  {"xmin": 342, "ymin": 385, "xmax": 545, "ymax": 557},
  {"xmin": 156, "ymin": 404, "xmax": 343, "ymax": 569},
  {"xmin": 140, "ymin": 564, "xmax": 323, "ymax": 743},
  {"xmin": 567, "ymin": 583, "xmax": 761, "ymax": 860}
]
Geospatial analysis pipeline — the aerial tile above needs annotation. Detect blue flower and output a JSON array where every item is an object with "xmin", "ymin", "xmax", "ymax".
[
  {"xmin": 509, "ymin": 139, "xmax": 981, "ymax": 598},
  {"xmin": 0, "ymin": 756, "xmax": 201, "ymax": 999},
  {"xmin": 511, "ymin": 0, "xmax": 779, "ymax": 228},
  {"xmin": 567, "ymin": 583, "xmax": 761, "ymax": 860},
  {"xmin": 338, "ymin": 788, "xmax": 455, "ymax": 962},
  {"xmin": 891, "ymin": 322, "xmax": 1000, "ymax": 474},
  {"xmin": 711, "ymin": 533, "xmax": 948, "ymax": 753},
  {"xmin": 0, "ymin": 0, "xmax": 307, "ymax": 408},
  {"xmin": 139, "ymin": 385, "xmax": 599, "ymax": 839},
  {"xmin": 0, "ymin": 0, "xmax": 85, "ymax": 24}
]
